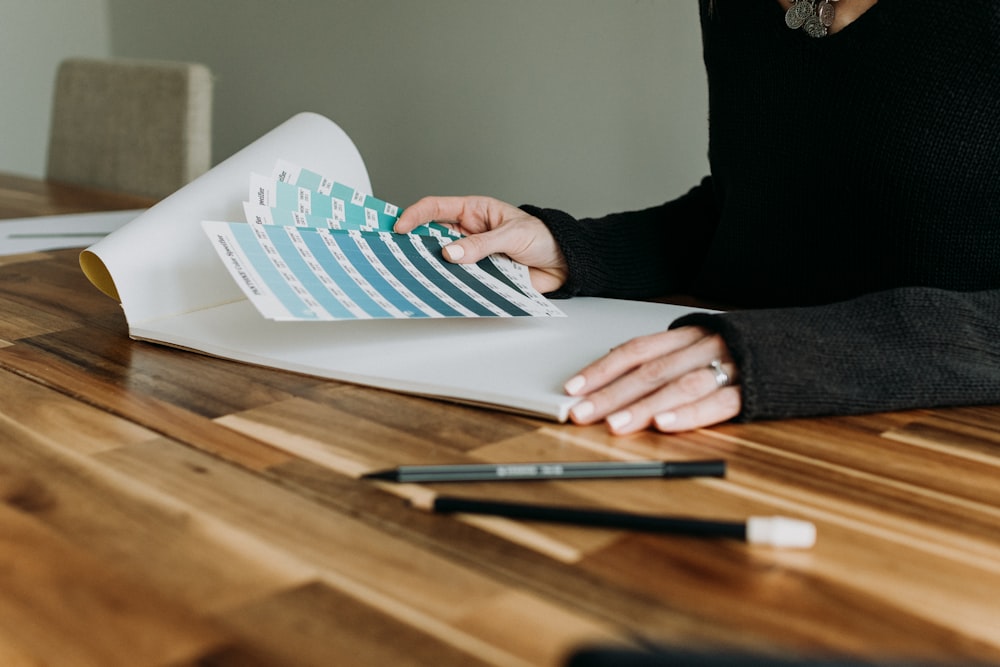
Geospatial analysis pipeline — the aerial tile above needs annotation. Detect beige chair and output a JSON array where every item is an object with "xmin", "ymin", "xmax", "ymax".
[{"xmin": 46, "ymin": 57, "xmax": 213, "ymax": 200}]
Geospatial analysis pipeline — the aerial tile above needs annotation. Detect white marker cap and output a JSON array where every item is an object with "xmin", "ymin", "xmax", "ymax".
[{"xmin": 745, "ymin": 516, "xmax": 817, "ymax": 548}]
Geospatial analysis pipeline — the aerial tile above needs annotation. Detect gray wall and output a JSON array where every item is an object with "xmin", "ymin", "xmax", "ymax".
[
  {"xmin": 2, "ymin": 1, "xmax": 709, "ymax": 218},
  {"xmin": 0, "ymin": 0, "xmax": 112, "ymax": 178}
]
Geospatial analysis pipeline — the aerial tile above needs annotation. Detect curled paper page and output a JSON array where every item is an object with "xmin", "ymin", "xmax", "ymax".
[{"xmin": 81, "ymin": 112, "xmax": 371, "ymax": 322}]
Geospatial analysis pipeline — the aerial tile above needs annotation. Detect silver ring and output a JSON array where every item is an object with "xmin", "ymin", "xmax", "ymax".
[{"xmin": 708, "ymin": 360, "xmax": 730, "ymax": 388}]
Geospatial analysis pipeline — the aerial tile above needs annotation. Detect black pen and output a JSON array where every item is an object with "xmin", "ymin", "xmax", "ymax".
[
  {"xmin": 415, "ymin": 495, "xmax": 816, "ymax": 548},
  {"xmin": 362, "ymin": 459, "xmax": 725, "ymax": 483}
]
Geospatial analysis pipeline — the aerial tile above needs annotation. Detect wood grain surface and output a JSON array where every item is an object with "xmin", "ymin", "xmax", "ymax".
[{"xmin": 0, "ymin": 178, "xmax": 998, "ymax": 666}]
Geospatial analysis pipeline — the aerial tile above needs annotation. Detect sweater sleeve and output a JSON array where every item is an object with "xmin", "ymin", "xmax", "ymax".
[
  {"xmin": 671, "ymin": 286, "xmax": 1000, "ymax": 421},
  {"xmin": 520, "ymin": 176, "xmax": 719, "ymax": 300}
]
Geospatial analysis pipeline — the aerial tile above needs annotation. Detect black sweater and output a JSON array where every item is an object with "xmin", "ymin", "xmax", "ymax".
[{"xmin": 527, "ymin": 0, "xmax": 1000, "ymax": 421}]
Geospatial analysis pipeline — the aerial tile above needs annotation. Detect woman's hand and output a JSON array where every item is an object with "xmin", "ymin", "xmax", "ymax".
[
  {"xmin": 564, "ymin": 326, "xmax": 742, "ymax": 434},
  {"xmin": 395, "ymin": 196, "xmax": 568, "ymax": 294},
  {"xmin": 397, "ymin": 197, "xmax": 739, "ymax": 432}
]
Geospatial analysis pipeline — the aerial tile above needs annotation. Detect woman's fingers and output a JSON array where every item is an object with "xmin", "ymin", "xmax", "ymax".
[
  {"xmin": 394, "ymin": 195, "xmax": 515, "ymax": 235},
  {"xmin": 565, "ymin": 326, "xmax": 742, "ymax": 434},
  {"xmin": 565, "ymin": 326, "xmax": 725, "ymax": 406},
  {"xmin": 608, "ymin": 375, "xmax": 741, "ymax": 435},
  {"xmin": 651, "ymin": 385, "xmax": 742, "ymax": 432},
  {"xmin": 396, "ymin": 195, "xmax": 568, "ymax": 293},
  {"xmin": 394, "ymin": 196, "xmax": 478, "ymax": 234}
]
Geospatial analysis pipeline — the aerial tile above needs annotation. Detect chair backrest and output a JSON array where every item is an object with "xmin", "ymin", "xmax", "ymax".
[{"xmin": 46, "ymin": 57, "xmax": 213, "ymax": 200}]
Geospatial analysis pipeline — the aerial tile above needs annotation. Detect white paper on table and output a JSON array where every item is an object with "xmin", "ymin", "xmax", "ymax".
[
  {"xmin": 79, "ymin": 112, "xmax": 714, "ymax": 421},
  {"xmin": 0, "ymin": 209, "xmax": 145, "ymax": 256}
]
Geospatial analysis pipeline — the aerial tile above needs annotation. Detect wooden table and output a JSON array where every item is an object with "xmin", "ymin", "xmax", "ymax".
[{"xmin": 1, "ymin": 173, "xmax": 999, "ymax": 667}]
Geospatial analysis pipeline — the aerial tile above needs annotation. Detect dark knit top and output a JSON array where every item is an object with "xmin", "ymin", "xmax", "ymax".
[{"xmin": 526, "ymin": 0, "xmax": 1000, "ymax": 421}]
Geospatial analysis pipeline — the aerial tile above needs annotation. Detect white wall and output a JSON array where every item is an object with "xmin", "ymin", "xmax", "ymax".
[
  {"xmin": 1, "ymin": 1, "xmax": 709, "ymax": 219},
  {"xmin": 0, "ymin": 0, "xmax": 112, "ymax": 178}
]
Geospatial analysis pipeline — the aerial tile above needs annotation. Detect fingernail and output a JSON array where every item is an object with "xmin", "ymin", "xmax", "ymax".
[
  {"xmin": 570, "ymin": 400, "xmax": 594, "ymax": 421},
  {"xmin": 563, "ymin": 375, "xmax": 586, "ymax": 395},
  {"xmin": 654, "ymin": 412, "xmax": 677, "ymax": 429},
  {"xmin": 443, "ymin": 243, "xmax": 464, "ymax": 261},
  {"xmin": 607, "ymin": 410, "xmax": 631, "ymax": 431}
]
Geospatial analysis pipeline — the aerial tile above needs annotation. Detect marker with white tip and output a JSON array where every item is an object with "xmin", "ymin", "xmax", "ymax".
[
  {"xmin": 416, "ymin": 496, "xmax": 817, "ymax": 549},
  {"xmin": 745, "ymin": 516, "xmax": 817, "ymax": 549}
]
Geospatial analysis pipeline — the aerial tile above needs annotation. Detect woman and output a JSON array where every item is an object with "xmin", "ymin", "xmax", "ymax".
[{"xmin": 395, "ymin": 0, "xmax": 1000, "ymax": 435}]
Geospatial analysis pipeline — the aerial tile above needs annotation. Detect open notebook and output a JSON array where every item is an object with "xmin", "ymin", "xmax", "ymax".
[{"xmin": 80, "ymin": 112, "xmax": 707, "ymax": 421}]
